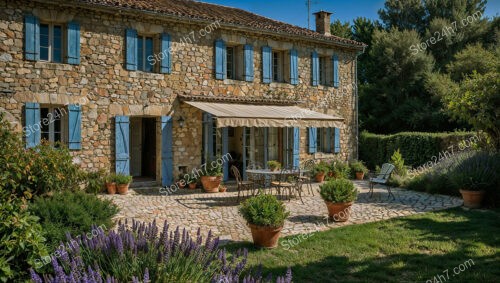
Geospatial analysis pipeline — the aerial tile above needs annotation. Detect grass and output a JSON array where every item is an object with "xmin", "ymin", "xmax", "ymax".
[{"xmin": 226, "ymin": 208, "xmax": 500, "ymax": 282}]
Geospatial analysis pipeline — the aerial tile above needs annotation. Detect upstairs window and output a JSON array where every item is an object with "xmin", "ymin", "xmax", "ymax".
[
  {"xmin": 272, "ymin": 51, "xmax": 285, "ymax": 82},
  {"xmin": 137, "ymin": 35, "xmax": 155, "ymax": 72},
  {"xmin": 40, "ymin": 23, "xmax": 63, "ymax": 63},
  {"xmin": 226, "ymin": 45, "xmax": 244, "ymax": 80},
  {"xmin": 318, "ymin": 56, "xmax": 331, "ymax": 86}
]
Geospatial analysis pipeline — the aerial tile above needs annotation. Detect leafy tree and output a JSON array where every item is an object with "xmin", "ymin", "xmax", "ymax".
[
  {"xmin": 446, "ymin": 43, "xmax": 498, "ymax": 81},
  {"xmin": 330, "ymin": 19, "xmax": 352, "ymax": 38},
  {"xmin": 352, "ymin": 17, "xmax": 378, "ymax": 83},
  {"xmin": 378, "ymin": 0, "xmax": 426, "ymax": 33}
]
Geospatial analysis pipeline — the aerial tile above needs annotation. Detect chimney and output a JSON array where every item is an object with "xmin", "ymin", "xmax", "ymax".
[{"xmin": 313, "ymin": 11, "xmax": 333, "ymax": 36}]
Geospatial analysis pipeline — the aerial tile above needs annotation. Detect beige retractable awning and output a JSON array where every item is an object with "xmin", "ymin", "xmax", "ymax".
[{"xmin": 184, "ymin": 101, "xmax": 344, "ymax": 128}]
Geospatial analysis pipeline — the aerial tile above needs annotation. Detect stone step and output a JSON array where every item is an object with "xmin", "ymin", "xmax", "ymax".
[{"xmin": 130, "ymin": 181, "xmax": 160, "ymax": 188}]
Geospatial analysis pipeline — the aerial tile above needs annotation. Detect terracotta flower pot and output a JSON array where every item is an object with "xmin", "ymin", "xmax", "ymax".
[
  {"xmin": 117, "ymin": 183, "xmax": 129, "ymax": 195},
  {"xmin": 248, "ymin": 223, "xmax": 283, "ymax": 248},
  {"xmin": 324, "ymin": 201, "xmax": 353, "ymax": 222},
  {"xmin": 459, "ymin": 189, "xmax": 485, "ymax": 208},
  {"xmin": 188, "ymin": 183, "xmax": 197, "ymax": 189},
  {"xmin": 219, "ymin": 186, "xmax": 227, "ymax": 192},
  {"xmin": 355, "ymin": 172, "xmax": 365, "ymax": 180},
  {"xmin": 201, "ymin": 176, "xmax": 221, "ymax": 193},
  {"xmin": 106, "ymin": 182, "xmax": 116, "ymax": 194},
  {"xmin": 315, "ymin": 172, "xmax": 326, "ymax": 182}
]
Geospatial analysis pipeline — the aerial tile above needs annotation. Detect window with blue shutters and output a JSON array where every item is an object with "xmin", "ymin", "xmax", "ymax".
[
  {"xmin": 24, "ymin": 16, "xmax": 81, "ymax": 64},
  {"xmin": 315, "ymin": 128, "xmax": 335, "ymax": 153}
]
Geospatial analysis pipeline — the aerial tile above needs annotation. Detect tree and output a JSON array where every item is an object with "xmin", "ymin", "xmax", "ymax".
[
  {"xmin": 378, "ymin": 0, "xmax": 426, "ymax": 33},
  {"xmin": 330, "ymin": 19, "xmax": 352, "ymax": 39},
  {"xmin": 446, "ymin": 43, "xmax": 497, "ymax": 81},
  {"xmin": 352, "ymin": 17, "xmax": 378, "ymax": 83}
]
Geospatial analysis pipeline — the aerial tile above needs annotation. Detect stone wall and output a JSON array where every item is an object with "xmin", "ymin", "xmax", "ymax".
[{"xmin": 0, "ymin": 0, "xmax": 359, "ymax": 179}]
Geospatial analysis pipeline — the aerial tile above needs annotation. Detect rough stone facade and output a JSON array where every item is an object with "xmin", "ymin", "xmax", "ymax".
[{"xmin": 0, "ymin": 0, "xmax": 360, "ymax": 183}]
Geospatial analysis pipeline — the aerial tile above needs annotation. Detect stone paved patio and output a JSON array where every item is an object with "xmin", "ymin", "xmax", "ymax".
[{"xmin": 100, "ymin": 181, "xmax": 463, "ymax": 243}]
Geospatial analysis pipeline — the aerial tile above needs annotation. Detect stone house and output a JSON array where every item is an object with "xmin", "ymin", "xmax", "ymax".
[{"xmin": 0, "ymin": 0, "xmax": 365, "ymax": 187}]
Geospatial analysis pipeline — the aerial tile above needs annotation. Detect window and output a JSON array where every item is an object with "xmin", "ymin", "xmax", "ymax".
[
  {"xmin": 319, "ymin": 56, "xmax": 331, "ymax": 86},
  {"xmin": 316, "ymin": 128, "xmax": 334, "ymax": 153},
  {"xmin": 40, "ymin": 107, "xmax": 67, "ymax": 144},
  {"xmin": 272, "ymin": 51, "xmax": 284, "ymax": 82},
  {"xmin": 137, "ymin": 35, "xmax": 155, "ymax": 72},
  {"xmin": 40, "ymin": 23, "xmax": 63, "ymax": 62},
  {"xmin": 226, "ymin": 45, "xmax": 244, "ymax": 80}
]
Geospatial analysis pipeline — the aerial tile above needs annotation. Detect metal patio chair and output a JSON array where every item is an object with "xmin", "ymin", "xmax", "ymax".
[
  {"xmin": 368, "ymin": 163, "xmax": 396, "ymax": 200},
  {"xmin": 299, "ymin": 159, "xmax": 316, "ymax": 196},
  {"xmin": 231, "ymin": 165, "xmax": 255, "ymax": 202}
]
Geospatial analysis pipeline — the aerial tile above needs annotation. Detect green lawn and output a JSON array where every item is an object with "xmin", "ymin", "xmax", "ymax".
[{"xmin": 226, "ymin": 208, "xmax": 500, "ymax": 282}]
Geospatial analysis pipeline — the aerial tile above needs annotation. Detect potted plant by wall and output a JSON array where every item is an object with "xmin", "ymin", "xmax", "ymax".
[
  {"xmin": 350, "ymin": 161, "xmax": 368, "ymax": 180},
  {"xmin": 332, "ymin": 160, "xmax": 351, "ymax": 179},
  {"xmin": 188, "ymin": 178, "xmax": 197, "ymax": 190},
  {"xmin": 200, "ymin": 162, "xmax": 223, "ymax": 193},
  {"xmin": 239, "ymin": 194, "xmax": 289, "ymax": 248},
  {"xmin": 219, "ymin": 181, "xmax": 227, "ymax": 192},
  {"xmin": 449, "ymin": 151, "xmax": 497, "ymax": 208},
  {"xmin": 105, "ymin": 173, "xmax": 117, "ymax": 194},
  {"xmin": 177, "ymin": 174, "xmax": 186, "ymax": 189},
  {"xmin": 312, "ymin": 161, "xmax": 330, "ymax": 182},
  {"xmin": 115, "ymin": 173, "xmax": 132, "ymax": 195},
  {"xmin": 267, "ymin": 160, "xmax": 281, "ymax": 172},
  {"xmin": 319, "ymin": 178, "xmax": 358, "ymax": 222}
]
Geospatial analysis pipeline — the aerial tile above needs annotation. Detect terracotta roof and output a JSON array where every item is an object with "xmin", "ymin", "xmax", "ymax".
[{"xmin": 71, "ymin": 0, "xmax": 365, "ymax": 48}]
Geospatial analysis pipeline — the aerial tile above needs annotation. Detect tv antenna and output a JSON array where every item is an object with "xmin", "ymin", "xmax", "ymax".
[{"xmin": 306, "ymin": 0, "xmax": 320, "ymax": 29}]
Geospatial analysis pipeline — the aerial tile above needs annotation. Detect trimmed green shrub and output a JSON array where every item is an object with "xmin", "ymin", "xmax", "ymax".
[
  {"xmin": 449, "ymin": 151, "xmax": 498, "ymax": 191},
  {"xmin": 312, "ymin": 161, "xmax": 330, "ymax": 175},
  {"xmin": 114, "ymin": 173, "xmax": 132, "ymax": 184},
  {"xmin": 0, "ymin": 199, "xmax": 48, "ymax": 282},
  {"xmin": 331, "ymin": 160, "xmax": 351, "ymax": 179},
  {"xmin": 83, "ymin": 169, "xmax": 106, "ymax": 194},
  {"xmin": 350, "ymin": 160, "xmax": 369, "ymax": 174},
  {"xmin": 320, "ymin": 179, "xmax": 358, "ymax": 203},
  {"xmin": 360, "ymin": 131, "xmax": 477, "ymax": 168},
  {"xmin": 29, "ymin": 191, "xmax": 119, "ymax": 249},
  {"xmin": 239, "ymin": 194, "xmax": 289, "ymax": 227}
]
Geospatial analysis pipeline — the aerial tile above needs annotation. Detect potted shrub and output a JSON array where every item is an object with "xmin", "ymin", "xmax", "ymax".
[
  {"xmin": 219, "ymin": 182, "xmax": 227, "ymax": 192},
  {"xmin": 350, "ymin": 161, "xmax": 368, "ymax": 180},
  {"xmin": 319, "ymin": 179, "xmax": 358, "ymax": 222},
  {"xmin": 115, "ymin": 173, "xmax": 132, "ymax": 195},
  {"xmin": 332, "ymin": 160, "xmax": 351, "ymax": 179},
  {"xmin": 239, "ymin": 194, "xmax": 289, "ymax": 248},
  {"xmin": 200, "ymin": 162, "xmax": 223, "ymax": 193},
  {"xmin": 312, "ymin": 161, "xmax": 329, "ymax": 182},
  {"xmin": 449, "ymin": 151, "xmax": 497, "ymax": 208},
  {"xmin": 105, "ymin": 173, "xmax": 117, "ymax": 194},
  {"xmin": 267, "ymin": 160, "xmax": 281, "ymax": 172},
  {"xmin": 188, "ymin": 178, "xmax": 197, "ymax": 190},
  {"xmin": 177, "ymin": 174, "xmax": 186, "ymax": 189}
]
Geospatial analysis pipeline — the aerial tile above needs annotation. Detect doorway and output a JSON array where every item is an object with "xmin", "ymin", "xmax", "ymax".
[{"xmin": 130, "ymin": 117, "xmax": 157, "ymax": 180}]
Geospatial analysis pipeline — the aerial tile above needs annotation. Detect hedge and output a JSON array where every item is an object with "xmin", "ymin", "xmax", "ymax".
[{"xmin": 359, "ymin": 131, "xmax": 477, "ymax": 168}]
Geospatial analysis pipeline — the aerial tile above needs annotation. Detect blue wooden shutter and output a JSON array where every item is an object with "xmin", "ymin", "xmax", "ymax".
[
  {"xmin": 290, "ymin": 49, "xmax": 299, "ymax": 85},
  {"xmin": 312, "ymin": 51, "xmax": 319, "ymax": 86},
  {"xmin": 24, "ymin": 15, "xmax": 40, "ymax": 61},
  {"xmin": 160, "ymin": 33, "xmax": 171, "ymax": 74},
  {"xmin": 308, "ymin": 127, "xmax": 317, "ymax": 154},
  {"xmin": 68, "ymin": 104, "xmax": 81, "ymax": 150},
  {"xmin": 334, "ymin": 127, "xmax": 341, "ymax": 153},
  {"xmin": 25, "ymin": 102, "xmax": 40, "ymax": 148},
  {"xmin": 333, "ymin": 54, "xmax": 339, "ymax": 88},
  {"xmin": 325, "ymin": 128, "xmax": 332, "ymax": 153},
  {"xmin": 292, "ymin": 127, "xmax": 300, "ymax": 168},
  {"xmin": 215, "ymin": 39, "xmax": 226, "ymax": 80},
  {"xmin": 125, "ymin": 29, "xmax": 137, "ymax": 71},
  {"xmin": 203, "ymin": 113, "xmax": 214, "ymax": 162},
  {"xmin": 161, "ymin": 116, "xmax": 174, "ymax": 186},
  {"xmin": 243, "ymin": 44, "xmax": 254, "ymax": 82},
  {"xmin": 262, "ymin": 46, "xmax": 272, "ymax": 83},
  {"xmin": 115, "ymin": 116, "xmax": 130, "ymax": 174},
  {"xmin": 222, "ymin": 127, "xmax": 229, "ymax": 181},
  {"xmin": 66, "ymin": 21, "xmax": 80, "ymax": 65}
]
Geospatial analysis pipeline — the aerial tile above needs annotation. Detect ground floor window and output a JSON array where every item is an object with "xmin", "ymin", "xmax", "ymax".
[
  {"xmin": 40, "ymin": 107, "xmax": 66, "ymax": 144},
  {"xmin": 317, "ymin": 128, "xmax": 334, "ymax": 153}
]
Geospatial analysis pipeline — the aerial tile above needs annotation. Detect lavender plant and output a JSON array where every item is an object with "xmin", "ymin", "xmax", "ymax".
[{"xmin": 30, "ymin": 220, "xmax": 291, "ymax": 283}]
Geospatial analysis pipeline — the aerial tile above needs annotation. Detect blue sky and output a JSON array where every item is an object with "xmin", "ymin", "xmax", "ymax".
[{"xmin": 201, "ymin": 0, "xmax": 500, "ymax": 28}]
